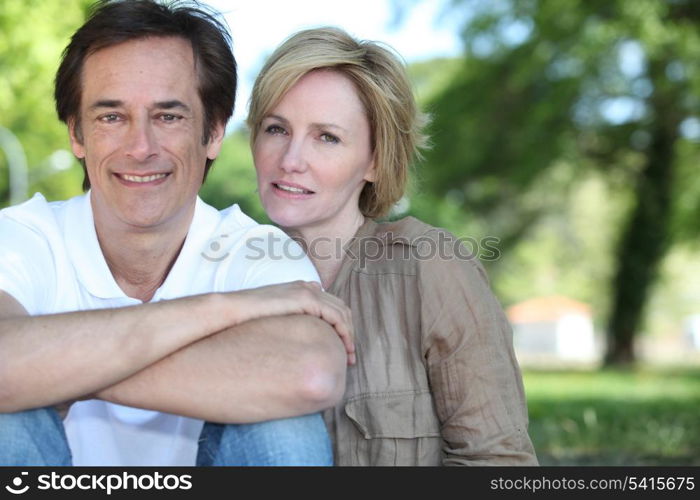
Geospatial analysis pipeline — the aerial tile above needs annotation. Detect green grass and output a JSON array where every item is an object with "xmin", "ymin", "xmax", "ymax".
[{"xmin": 523, "ymin": 366, "xmax": 700, "ymax": 465}]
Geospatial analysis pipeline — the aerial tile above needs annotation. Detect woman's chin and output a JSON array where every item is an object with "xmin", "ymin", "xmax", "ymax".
[{"xmin": 267, "ymin": 211, "xmax": 307, "ymax": 232}]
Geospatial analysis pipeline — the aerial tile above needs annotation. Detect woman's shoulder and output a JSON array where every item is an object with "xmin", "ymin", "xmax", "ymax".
[
  {"xmin": 370, "ymin": 216, "xmax": 479, "ymax": 260},
  {"xmin": 369, "ymin": 216, "xmax": 457, "ymax": 245},
  {"xmin": 368, "ymin": 216, "xmax": 491, "ymax": 283},
  {"xmin": 344, "ymin": 216, "xmax": 483, "ymax": 277}
]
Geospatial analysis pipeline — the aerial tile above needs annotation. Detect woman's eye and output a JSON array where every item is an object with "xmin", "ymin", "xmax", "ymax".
[
  {"xmin": 320, "ymin": 133, "xmax": 339, "ymax": 144},
  {"xmin": 265, "ymin": 124, "xmax": 286, "ymax": 135}
]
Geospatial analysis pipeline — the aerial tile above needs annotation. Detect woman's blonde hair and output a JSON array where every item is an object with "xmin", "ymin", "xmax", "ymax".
[{"xmin": 247, "ymin": 26, "xmax": 429, "ymax": 218}]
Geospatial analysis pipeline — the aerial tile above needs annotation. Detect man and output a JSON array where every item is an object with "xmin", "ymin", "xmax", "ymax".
[{"xmin": 0, "ymin": 0, "xmax": 353, "ymax": 466}]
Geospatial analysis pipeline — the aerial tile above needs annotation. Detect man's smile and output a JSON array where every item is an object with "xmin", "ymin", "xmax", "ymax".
[{"xmin": 120, "ymin": 173, "xmax": 169, "ymax": 183}]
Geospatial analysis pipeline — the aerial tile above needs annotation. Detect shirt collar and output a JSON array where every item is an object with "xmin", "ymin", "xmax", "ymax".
[
  {"xmin": 64, "ymin": 192, "xmax": 125, "ymax": 300},
  {"xmin": 153, "ymin": 197, "xmax": 221, "ymax": 300},
  {"xmin": 64, "ymin": 192, "xmax": 220, "ymax": 301}
]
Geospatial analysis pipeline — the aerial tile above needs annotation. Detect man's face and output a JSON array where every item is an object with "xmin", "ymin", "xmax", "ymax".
[{"xmin": 69, "ymin": 36, "xmax": 223, "ymax": 232}]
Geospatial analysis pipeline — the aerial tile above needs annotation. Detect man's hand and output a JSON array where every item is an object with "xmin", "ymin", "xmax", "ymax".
[{"xmin": 227, "ymin": 281, "xmax": 355, "ymax": 365}]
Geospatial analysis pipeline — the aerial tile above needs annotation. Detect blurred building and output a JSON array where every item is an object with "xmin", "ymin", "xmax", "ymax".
[
  {"xmin": 507, "ymin": 295, "xmax": 598, "ymax": 363},
  {"xmin": 683, "ymin": 314, "xmax": 700, "ymax": 350}
]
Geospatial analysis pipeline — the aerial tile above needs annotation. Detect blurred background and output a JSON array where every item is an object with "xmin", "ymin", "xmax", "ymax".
[{"xmin": 1, "ymin": 0, "xmax": 698, "ymax": 465}]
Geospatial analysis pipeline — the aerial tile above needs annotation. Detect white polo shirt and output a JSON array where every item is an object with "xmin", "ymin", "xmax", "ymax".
[{"xmin": 0, "ymin": 192, "xmax": 319, "ymax": 466}]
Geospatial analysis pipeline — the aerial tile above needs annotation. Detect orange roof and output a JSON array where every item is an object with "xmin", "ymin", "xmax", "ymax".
[{"xmin": 506, "ymin": 295, "xmax": 591, "ymax": 323}]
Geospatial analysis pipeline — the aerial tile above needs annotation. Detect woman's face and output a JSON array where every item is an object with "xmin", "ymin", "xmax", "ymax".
[{"xmin": 253, "ymin": 70, "xmax": 375, "ymax": 236}]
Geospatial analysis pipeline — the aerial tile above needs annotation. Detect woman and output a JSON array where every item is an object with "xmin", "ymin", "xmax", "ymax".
[{"xmin": 247, "ymin": 27, "xmax": 538, "ymax": 466}]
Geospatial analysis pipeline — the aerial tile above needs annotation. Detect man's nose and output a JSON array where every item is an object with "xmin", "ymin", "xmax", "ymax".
[
  {"xmin": 124, "ymin": 118, "xmax": 158, "ymax": 162},
  {"xmin": 279, "ymin": 138, "xmax": 308, "ymax": 173}
]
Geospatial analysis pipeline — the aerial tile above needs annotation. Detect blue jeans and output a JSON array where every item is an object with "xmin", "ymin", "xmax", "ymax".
[{"xmin": 0, "ymin": 407, "xmax": 332, "ymax": 466}]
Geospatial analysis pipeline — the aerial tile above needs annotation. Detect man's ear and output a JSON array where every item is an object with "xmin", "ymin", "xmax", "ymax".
[
  {"xmin": 206, "ymin": 121, "xmax": 226, "ymax": 160},
  {"xmin": 68, "ymin": 118, "xmax": 86, "ymax": 159}
]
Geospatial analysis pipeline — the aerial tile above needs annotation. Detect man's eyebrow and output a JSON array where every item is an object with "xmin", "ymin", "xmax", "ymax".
[
  {"xmin": 87, "ymin": 100, "xmax": 191, "ymax": 112},
  {"xmin": 155, "ymin": 100, "xmax": 191, "ymax": 112},
  {"xmin": 89, "ymin": 99, "xmax": 123, "ymax": 110}
]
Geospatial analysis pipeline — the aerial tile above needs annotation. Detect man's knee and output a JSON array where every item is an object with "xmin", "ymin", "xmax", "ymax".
[
  {"xmin": 198, "ymin": 413, "xmax": 332, "ymax": 466},
  {"xmin": 0, "ymin": 407, "xmax": 71, "ymax": 466}
]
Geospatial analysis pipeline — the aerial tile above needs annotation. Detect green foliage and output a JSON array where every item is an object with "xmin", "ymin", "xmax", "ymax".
[
  {"xmin": 671, "ymin": 139, "xmax": 700, "ymax": 246},
  {"xmin": 406, "ymin": 57, "xmax": 462, "ymax": 108},
  {"xmin": 198, "ymin": 128, "xmax": 269, "ymax": 222},
  {"xmin": 413, "ymin": 0, "xmax": 700, "ymax": 362},
  {"xmin": 0, "ymin": 0, "xmax": 91, "ymax": 206},
  {"xmin": 524, "ymin": 367, "xmax": 700, "ymax": 464},
  {"xmin": 423, "ymin": 0, "xmax": 700, "ymax": 236}
]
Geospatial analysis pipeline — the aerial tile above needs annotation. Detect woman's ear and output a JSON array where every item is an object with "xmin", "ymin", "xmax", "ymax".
[{"xmin": 363, "ymin": 158, "xmax": 377, "ymax": 183}]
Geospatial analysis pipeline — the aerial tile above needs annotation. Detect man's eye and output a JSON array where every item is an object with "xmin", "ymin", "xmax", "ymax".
[
  {"xmin": 99, "ymin": 113, "xmax": 120, "ymax": 122},
  {"xmin": 159, "ymin": 114, "xmax": 181, "ymax": 122},
  {"xmin": 264, "ymin": 124, "xmax": 286, "ymax": 135},
  {"xmin": 320, "ymin": 133, "xmax": 339, "ymax": 144}
]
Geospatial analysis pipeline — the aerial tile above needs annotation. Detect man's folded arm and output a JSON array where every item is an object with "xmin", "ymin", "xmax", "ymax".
[
  {"xmin": 0, "ymin": 282, "xmax": 349, "ymax": 419},
  {"xmin": 95, "ymin": 314, "xmax": 347, "ymax": 423},
  {"xmin": 0, "ymin": 291, "xmax": 232, "ymax": 412}
]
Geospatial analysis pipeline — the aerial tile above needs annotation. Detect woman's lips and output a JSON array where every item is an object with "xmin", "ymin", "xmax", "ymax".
[{"xmin": 272, "ymin": 182, "xmax": 315, "ymax": 195}]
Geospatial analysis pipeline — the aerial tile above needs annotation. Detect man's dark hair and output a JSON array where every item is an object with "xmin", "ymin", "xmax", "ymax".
[{"xmin": 55, "ymin": 0, "xmax": 237, "ymax": 189}]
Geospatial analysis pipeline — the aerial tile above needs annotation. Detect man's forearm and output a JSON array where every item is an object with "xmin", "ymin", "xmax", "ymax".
[
  {"xmin": 96, "ymin": 315, "xmax": 347, "ymax": 423},
  {"xmin": 0, "ymin": 292, "xmax": 233, "ymax": 412}
]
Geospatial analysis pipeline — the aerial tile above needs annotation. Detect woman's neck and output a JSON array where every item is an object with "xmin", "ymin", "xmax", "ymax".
[{"xmin": 286, "ymin": 212, "xmax": 366, "ymax": 290}]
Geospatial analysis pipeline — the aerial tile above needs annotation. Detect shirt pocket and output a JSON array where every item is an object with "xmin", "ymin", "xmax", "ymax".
[
  {"xmin": 341, "ymin": 390, "xmax": 442, "ymax": 465},
  {"xmin": 344, "ymin": 390, "xmax": 441, "ymax": 439}
]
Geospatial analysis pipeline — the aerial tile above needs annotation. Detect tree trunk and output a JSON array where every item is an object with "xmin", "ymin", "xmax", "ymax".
[
  {"xmin": 604, "ymin": 138, "xmax": 675, "ymax": 365},
  {"xmin": 604, "ymin": 61, "xmax": 681, "ymax": 366}
]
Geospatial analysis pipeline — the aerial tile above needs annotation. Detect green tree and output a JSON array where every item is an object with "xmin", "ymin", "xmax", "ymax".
[
  {"xmin": 0, "ymin": 0, "xmax": 92, "ymax": 206},
  {"xmin": 419, "ymin": 0, "xmax": 700, "ymax": 365},
  {"xmin": 199, "ymin": 129, "xmax": 268, "ymax": 222}
]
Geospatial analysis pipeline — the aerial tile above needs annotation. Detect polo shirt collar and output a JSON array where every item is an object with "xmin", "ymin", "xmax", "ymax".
[
  {"xmin": 153, "ymin": 197, "xmax": 221, "ymax": 301},
  {"xmin": 64, "ymin": 192, "xmax": 220, "ymax": 302},
  {"xmin": 64, "ymin": 192, "xmax": 124, "ymax": 300}
]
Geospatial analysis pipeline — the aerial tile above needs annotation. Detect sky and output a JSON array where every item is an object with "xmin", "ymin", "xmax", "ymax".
[{"xmin": 204, "ymin": 0, "xmax": 463, "ymax": 128}]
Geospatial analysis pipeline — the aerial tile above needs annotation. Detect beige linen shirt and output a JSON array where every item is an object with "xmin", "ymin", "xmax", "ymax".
[{"xmin": 324, "ymin": 217, "xmax": 537, "ymax": 466}]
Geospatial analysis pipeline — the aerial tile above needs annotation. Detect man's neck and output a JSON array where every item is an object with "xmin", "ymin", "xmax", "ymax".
[{"xmin": 93, "ymin": 204, "xmax": 195, "ymax": 303}]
